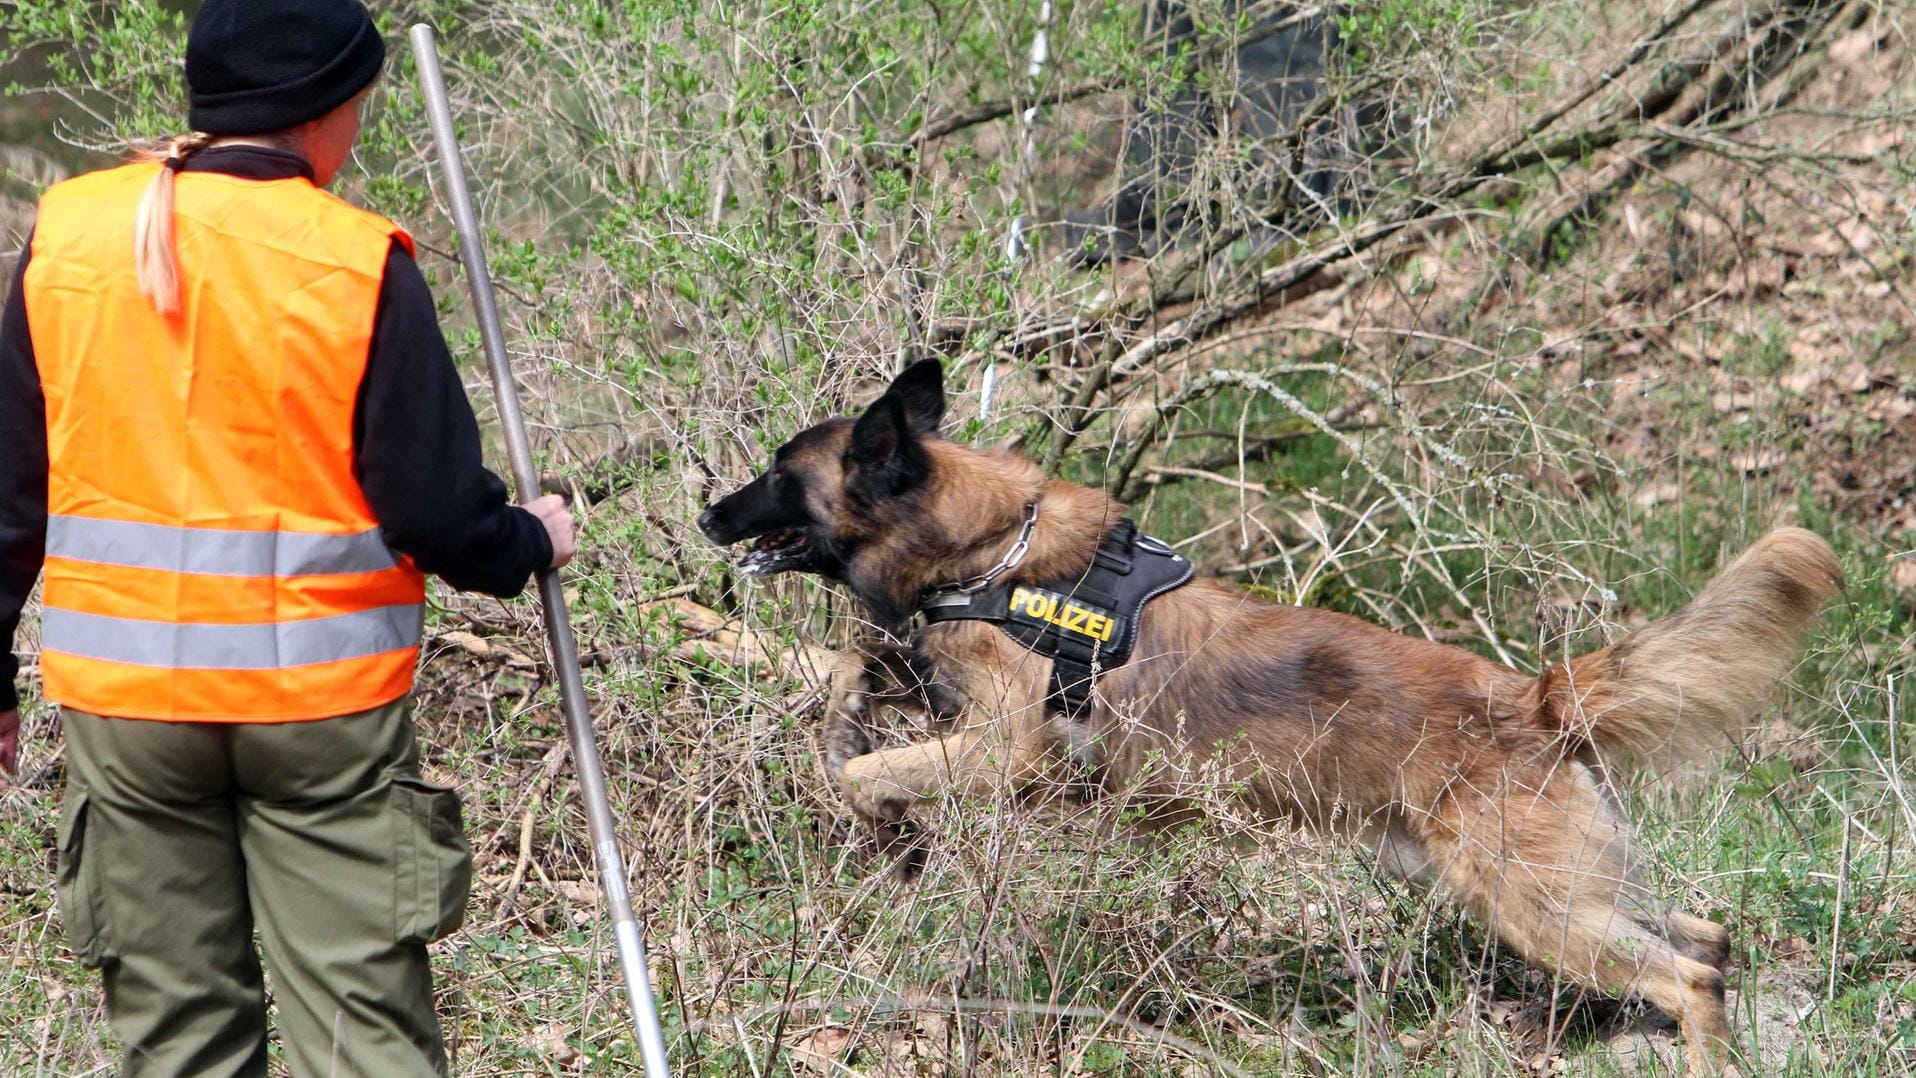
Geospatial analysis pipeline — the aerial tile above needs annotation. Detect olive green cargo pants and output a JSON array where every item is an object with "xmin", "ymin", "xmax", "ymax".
[{"xmin": 55, "ymin": 700, "xmax": 471, "ymax": 1077}]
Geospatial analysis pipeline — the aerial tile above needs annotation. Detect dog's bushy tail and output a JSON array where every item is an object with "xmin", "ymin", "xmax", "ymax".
[{"xmin": 1541, "ymin": 528, "xmax": 1843, "ymax": 761}]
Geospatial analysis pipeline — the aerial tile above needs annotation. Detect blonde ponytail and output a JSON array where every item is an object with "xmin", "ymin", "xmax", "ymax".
[{"xmin": 132, "ymin": 132, "xmax": 216, "ymax": 316}]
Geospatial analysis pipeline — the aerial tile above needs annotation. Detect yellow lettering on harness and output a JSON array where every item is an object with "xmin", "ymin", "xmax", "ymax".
[
  {"xmin": 1008, "ymin": 587, "xmax": 1117, "ymax": 642},
  {"xmin": 1085, "ymin": 612, "xmax": 1115, "ymax": 641}
]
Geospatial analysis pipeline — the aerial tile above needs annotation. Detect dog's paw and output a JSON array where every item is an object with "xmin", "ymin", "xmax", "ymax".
[
  {"xmin": 838, "ymin": 758, "xmax": 913, "ymax": 823},
  {"xmin": 839, "ymin": 779, "xmax": 909, "ymax": 824},
  {"xmin": 875, "ymin": 818, "xmax": 929, "ymax": 883}
]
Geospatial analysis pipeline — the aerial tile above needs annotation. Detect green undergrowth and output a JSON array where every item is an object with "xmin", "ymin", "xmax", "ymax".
[{"xmin": 5, "ymin": 0, "xmax": 1916, "ymax": 1074}]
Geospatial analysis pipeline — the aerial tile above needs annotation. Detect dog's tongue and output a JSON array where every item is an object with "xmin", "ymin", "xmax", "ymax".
[{"xmin": 738, "ymin": 530, "xmax": 804, "ymax": 575}]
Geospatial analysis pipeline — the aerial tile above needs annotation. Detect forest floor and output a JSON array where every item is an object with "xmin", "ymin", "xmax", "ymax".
[{"xmin": 3, "ymin": 2, "xmax": 1915, "ymax": 1076}]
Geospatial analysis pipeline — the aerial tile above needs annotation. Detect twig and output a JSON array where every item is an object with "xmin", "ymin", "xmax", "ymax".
[
  {"xmin": 497, "ymin": 744, "xmax": 569, "ymax": 917},
  {"xmin": 1141, "ymin": 465, "xmax": 1272, "ymax": 496}
]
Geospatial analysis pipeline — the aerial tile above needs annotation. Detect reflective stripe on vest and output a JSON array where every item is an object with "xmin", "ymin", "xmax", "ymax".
[
  {"xmin": 47, "ymin": 517, "xmax": 403, "ymax": 577},
  {"xmin": 41, "ymin": 604, "xmax": 424, "ymax": 670},
  {"xmin": 25, "ymin": 163, "xmax": 428, "ymax": 722}
]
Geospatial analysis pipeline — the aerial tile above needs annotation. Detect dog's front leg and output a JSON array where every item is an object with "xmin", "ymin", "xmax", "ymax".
[
  {"xmin": 821, "ymin": 645, "xmax": 934, "ymax": 877},
  {"xmin": 823, "ymin": 649, "xmax": 882, "ymax": 781},
  {"xmin": 823, "ymin": 638, "xmax": 969, "ymax": 780},
  {"xmin": 822, "ymin": 640, "xmax": 926, "ymax": 779},
  {"xmin": 837, "ymin": 709, "xmax": 1055, "ymax": 824}
]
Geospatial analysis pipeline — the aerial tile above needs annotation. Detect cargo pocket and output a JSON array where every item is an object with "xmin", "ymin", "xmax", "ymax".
[
  {"xmin": 391, "ymin": 777, "xmax": 473, "ymax": 945},
  {"xmin": 53, "ymin": 785, "xmax": 115, "ymax": 967}
]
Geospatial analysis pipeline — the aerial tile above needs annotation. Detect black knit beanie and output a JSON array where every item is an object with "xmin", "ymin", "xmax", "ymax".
[{"xmin": 185, "ymin": 0, "xmax": 386, "ymax": 135}]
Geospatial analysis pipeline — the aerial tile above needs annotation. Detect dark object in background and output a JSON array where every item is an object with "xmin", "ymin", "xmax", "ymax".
[{"xmin": 1065, "ymin": 1, "xmax": 1351, "ymax": 266}]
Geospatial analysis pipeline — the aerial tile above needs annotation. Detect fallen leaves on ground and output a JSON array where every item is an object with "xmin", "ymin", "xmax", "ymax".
[
  {"xmin": 637, "ymin": 597, "xmax": 835, "ymax": 684},
  {"xmin": 432, "ymin": 629, "xmax": 539, "ymax": 670},
  {"xmin": 789, "ymin": 1025, "xmax": 858, "ymax": 1075}
]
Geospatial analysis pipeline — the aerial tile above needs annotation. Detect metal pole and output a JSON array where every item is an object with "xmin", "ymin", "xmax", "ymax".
[
  {"xmin": 983, "ymin": 0, "xmax": 1054, "ymax": 422},
  {"xmin": 409, "ymin": 25, "xmax": 673, "ymax": 1078}
]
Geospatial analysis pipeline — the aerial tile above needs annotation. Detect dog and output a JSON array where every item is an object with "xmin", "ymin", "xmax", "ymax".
[{"xmin": 698, "ymin": 359, "xmax": 1843, "ymax": 1076}]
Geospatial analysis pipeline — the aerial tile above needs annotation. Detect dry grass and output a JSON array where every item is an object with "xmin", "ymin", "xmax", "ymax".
[{"xmin": 3, "ymin": 0, "xmax": 1916, "ymax": 1074}]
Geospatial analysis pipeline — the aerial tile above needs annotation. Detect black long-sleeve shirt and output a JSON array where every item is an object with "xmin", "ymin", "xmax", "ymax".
[{"xmin": 0, "ymin": 146, "xmax": 552, "ymax": 712}]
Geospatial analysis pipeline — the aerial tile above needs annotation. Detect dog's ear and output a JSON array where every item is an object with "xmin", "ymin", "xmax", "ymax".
[
  {"xmin": 848, "ymin": 391, "xmax": 930, "ymax": 499},
  {"xmin": 886, "ymin": 358, "xmax": 945, "ymax": 434}
]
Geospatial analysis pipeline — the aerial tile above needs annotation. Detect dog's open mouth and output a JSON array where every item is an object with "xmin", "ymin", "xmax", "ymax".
[{"xmin": 738, "ymin": 529, "xmax": 812, "ymax": 575}]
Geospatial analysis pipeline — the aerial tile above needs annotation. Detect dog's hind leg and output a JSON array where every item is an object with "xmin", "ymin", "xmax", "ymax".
[
  {"xmin": 1663, "ymin": 911, "xmax": 1733, "ymax": 973},
  {"xmin": 1572, "ymin": 756, "xmax": 1736, "ymax": 975},
  {"xmin": 1416, "ymin": 763, "xmax": 1731, "ymax": 1077}
]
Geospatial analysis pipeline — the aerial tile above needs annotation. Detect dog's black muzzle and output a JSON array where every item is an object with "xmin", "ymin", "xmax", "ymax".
[
  {"xmin": 696, "ymin": 506, "xmax": 738, "ymax": 545},
  {"xmin": 698, "ymin": 476, "xmax": 833, "ymax": 577}
]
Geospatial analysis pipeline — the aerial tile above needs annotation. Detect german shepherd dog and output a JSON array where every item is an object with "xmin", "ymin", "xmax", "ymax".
[{"xmin": 698, "ymin": 360, "xmax": 1843, "ymax": 1075}]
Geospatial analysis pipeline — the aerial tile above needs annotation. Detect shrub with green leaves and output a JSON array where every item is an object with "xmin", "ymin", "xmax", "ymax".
[{"xmin": 4, "ymin": 0, "xmax": 1914, "ymax": 1073}]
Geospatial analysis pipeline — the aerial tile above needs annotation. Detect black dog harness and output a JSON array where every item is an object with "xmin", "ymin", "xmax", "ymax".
[{"xmin": 918, "ymin": 518, "xmax": 1195, "ymax": 718}]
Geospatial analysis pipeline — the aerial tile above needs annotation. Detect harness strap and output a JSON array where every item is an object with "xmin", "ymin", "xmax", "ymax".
[{"xmin": 919, "ymin": 518, "xmax": 1193, "ymax": 718}]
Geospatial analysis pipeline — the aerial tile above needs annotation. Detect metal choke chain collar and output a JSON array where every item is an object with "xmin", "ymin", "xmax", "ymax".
[{"xmin": 934, "ymin": 499, "xmax": 1040, "ymax": 596}]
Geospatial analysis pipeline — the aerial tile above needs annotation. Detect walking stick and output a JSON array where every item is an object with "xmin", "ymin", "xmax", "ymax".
[{"xmin": 409, "ymin": 26, "xmax": 674, "ymax": 1078}]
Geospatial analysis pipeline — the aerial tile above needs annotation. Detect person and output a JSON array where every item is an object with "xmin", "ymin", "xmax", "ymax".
[{"xmin": 0, "ymin": 1, "xmax": 575, "ymax": 1074}]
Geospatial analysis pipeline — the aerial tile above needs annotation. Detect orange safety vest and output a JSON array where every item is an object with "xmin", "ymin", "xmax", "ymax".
[{"xmin": 23, "ymin": 161, "xmax": 427, "ymax": 722}]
